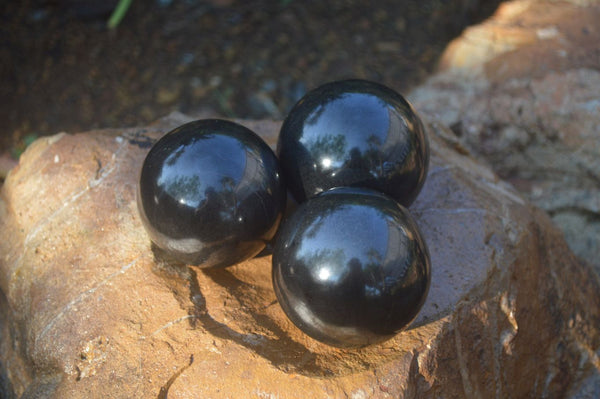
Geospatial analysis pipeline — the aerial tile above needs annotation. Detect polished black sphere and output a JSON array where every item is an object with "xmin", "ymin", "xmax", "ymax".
[
  {"xmin": 277, "ymin": 79, "xmax": 429, "ymax": 207},
  {"xmin": 272, "ymin": 187, "xmax": 430, "ymax": 348},
  {"xmin": 138, "ymin": 119, "xmax": 286, "ymax": 268}
]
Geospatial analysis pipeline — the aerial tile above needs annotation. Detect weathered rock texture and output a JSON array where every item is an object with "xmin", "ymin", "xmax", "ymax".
[
  {"xmin": 0, "ymin": 111, "xmax": 599, "ymax": 398},
  {"xmin": 409, "ymin": 0, "xmax": 600, "ymax": 268}
]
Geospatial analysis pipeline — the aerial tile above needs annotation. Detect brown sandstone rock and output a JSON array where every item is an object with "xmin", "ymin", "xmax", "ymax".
[
  {"xmin": 409, "ymin": 0, "xmax": 600, "ymax": 268},
  {"xmin": 0, "ymin": 112, "xmax": 598, "ymax": 398}
]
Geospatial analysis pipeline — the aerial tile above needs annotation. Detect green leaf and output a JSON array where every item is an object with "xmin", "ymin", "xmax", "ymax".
[{"xmin": 107, "ymin": 0, "xmax": 133, "ymax": 30}]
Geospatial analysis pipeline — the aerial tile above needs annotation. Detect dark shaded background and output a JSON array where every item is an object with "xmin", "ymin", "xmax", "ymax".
[{"xmin": 1, "ymin": 0, "xmax": 503, "ymax": 155}]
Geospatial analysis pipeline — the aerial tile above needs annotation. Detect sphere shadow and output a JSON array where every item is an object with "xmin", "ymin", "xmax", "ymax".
[{"xmin": 150, "ymin": 242, "xmax": 419, "ymax": 377}]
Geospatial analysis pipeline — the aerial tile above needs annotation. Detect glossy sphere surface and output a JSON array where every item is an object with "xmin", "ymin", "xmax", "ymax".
[
  {"xmin": 138, "ymin": 119, "xmax": 286, "ymax": 268},
  {"xmin": 272, "ymin": 187, "xmax": 430, "ymax": 348},
  {"xmin": 277, "ymin": 79, "xmax": 429, "ymax": 207}
]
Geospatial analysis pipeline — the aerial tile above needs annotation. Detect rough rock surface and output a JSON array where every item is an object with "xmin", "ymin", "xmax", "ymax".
[
  {"xmin": 409, "ymin": 0, "xmax": 600, "ymax": 268},
  {"xmin": 1, "ymin": 111, "xmax": 599, "ymax": 398}
]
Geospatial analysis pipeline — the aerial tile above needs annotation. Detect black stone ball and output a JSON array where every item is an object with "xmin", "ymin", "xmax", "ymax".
[
  {"xmin": 272, "ymin": 187, "xmax": 430, "ymax": 348},
  {"xmin": 137, "ymin": 119, "xmax": 287, "ymax": 268},
  {"xmin": 277, "ymin": 79, "xmax": 429, "ymax": 207}
]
